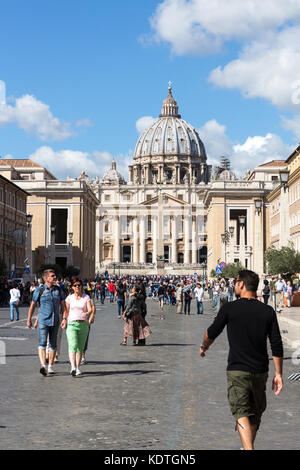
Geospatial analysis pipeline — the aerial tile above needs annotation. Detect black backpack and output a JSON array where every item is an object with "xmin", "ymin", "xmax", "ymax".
[{"xmin": 263, "ymin": 285, "xmax": 270, "ymax": 295}]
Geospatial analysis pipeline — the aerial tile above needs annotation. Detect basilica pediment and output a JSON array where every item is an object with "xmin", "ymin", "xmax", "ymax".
[{"xmin": 140, "ymin": 193, "xmax": 188, "ymax": 206}]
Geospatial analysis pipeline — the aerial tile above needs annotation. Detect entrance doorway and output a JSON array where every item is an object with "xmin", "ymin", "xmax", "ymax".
[{"xmin": 122, "ymin": 246, "xmax": 131, "ymax": 262}]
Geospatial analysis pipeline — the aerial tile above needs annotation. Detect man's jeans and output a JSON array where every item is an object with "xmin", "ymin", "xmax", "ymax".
[
  {"xmin": 10, "ymin": 301, "xmax": 19, "ymax": 321},
  {"xmin": 117, "ymin": 299, "xmax": 125, "ymax": 316},
  {"xmin": 184, "ymin": 298, "xmax": 191, "ymax": 314},
  {"xmin": 213, "ymin": 294, "xmax": 219, "ymax": 308},
  {"xmin": 38, "ymin": 323, "xmax": 59, "ymax": 351},
  {"xmin": 196, "ymin": 300, "xmax": 203, "ymax": 314}
]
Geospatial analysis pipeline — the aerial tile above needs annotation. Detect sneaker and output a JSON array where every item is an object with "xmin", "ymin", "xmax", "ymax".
[
  {"xmin": 40, "ymin": 366, "xmax": 47, "ymax": 376},
  {"xmin": 80, "ymin": 357, "xmax": 87, "ymax": 365},
  {"xmin": 70, "ymin": 368, "xmax": 76, "ymax": 377},
  {"xmin": 48, "ymin": 366, "xmax": 55, "ymax": 375},
  {"xmin": 76, "ymin": 368, "xmax": 82, "ymax": 376}
]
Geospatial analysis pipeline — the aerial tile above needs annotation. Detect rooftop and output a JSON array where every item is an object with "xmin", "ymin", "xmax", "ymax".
[{"xmin": 0, "ymin": 159, "xmax": 43, "ymax": 168}]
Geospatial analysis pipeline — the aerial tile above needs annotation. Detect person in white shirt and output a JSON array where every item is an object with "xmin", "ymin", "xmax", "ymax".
[
  {"xmin": 275, "ymin": 278, "xmax": 285, "ymax": 311},
  {"xmin": 9, "ymin": 283, "xmax": 21, "ymax": 321},
  {"xmin": 194, "ymin": 282, "xmax": 204, "ymax": 315}
]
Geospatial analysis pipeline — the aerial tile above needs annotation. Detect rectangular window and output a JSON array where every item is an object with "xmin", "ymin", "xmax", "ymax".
[{"xmin": 51, "ymin": 208, "xmax": 68, "ymax": 244}]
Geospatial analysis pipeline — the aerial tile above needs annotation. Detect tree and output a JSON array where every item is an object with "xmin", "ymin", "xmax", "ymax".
[
  {"xmin": 221, "ymin": 262, "xmax": 245, "ymax": 279},
  {"xmin": 265, "ymin": 244, "xmax": 300, "ymax": 279}
]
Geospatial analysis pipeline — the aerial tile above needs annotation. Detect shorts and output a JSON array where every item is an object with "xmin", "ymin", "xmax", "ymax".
[
  {"xmin": 38, "ymin": 323, "xmax": 59, "ymax": 351},
  {"xmin": 227, "ymin": 370, "xmax": 268, "ymax": 429}
]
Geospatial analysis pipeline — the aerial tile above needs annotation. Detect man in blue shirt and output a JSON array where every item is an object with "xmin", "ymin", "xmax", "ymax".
[{"xmin": 27, "ymin": 269, "xmax": 66, "ymax": 376}]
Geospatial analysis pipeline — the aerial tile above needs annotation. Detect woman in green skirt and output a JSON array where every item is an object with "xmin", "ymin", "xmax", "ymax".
[{"xmin": 61, "ymin": 278, "xmax": 93, "ymax": 376}]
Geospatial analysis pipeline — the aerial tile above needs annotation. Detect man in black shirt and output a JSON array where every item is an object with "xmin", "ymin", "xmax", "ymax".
[{"xmin": 200, "ymin": 270, "xmax": 283, "ymax": 450}]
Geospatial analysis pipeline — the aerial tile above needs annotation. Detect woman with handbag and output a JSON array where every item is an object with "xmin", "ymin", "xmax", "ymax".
[{"xmin": 120, "ymin": 285, "xmax": 151, "ymax": 346}]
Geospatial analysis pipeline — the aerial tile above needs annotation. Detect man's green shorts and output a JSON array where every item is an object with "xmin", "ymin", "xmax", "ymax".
[{"xmin": 227, "ymin": 370, "xmax": 268, "ymax": 429}]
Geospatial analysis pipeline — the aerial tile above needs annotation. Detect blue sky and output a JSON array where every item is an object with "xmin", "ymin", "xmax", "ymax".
[{"xmin": 1, "ymin": 0, "xmax": 300, "ymax": 179}]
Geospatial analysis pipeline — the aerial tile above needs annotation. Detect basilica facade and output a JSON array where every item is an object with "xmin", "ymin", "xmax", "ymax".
[
  {"xmin": 94, "ymin": 86, "xmax": 285, "ymax": 277},
  {"xmin": 95, "ymin": 86, "xmax": 210, "ymax": 274}
]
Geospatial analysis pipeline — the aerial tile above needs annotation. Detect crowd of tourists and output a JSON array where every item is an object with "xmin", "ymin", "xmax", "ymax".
[{"xmin": 1, "ymin": 268, "xmax": 287, "ymax": 451}]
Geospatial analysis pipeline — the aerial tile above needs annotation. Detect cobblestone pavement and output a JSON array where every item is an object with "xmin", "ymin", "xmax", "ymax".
[{"xmin": 0, "ymin": 299, "xmax": 299, "ymax": 450}]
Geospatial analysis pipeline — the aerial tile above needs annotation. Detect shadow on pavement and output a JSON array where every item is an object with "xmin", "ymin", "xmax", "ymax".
[{"xmin": 77, "ymin": 369, "xmax": 162, "ymax": 377}]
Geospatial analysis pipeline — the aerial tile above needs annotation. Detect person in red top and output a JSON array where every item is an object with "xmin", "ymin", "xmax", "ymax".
[{"xmin": 108, "ymin": 281, "xmax": 115, "ymax": 303}]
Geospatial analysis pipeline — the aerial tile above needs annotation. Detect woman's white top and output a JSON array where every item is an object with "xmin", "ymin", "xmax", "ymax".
[{"xmin": 66, "ymin": 293, "xmax": 90, "ymax": 322}]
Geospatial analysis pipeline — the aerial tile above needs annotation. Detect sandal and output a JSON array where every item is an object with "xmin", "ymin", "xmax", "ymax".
[{"xmin": 120, "ymin": 342, "xmax": 127, "ymax": 346}]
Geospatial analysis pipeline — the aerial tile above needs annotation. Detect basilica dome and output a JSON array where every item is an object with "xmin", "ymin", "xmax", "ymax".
[{"xmin": 134, "ymin": 86, "xmax": 206, "ymax": 161}]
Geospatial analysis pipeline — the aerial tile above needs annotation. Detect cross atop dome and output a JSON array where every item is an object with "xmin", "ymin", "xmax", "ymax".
[{"xmin": 159, "ymin": 82, "xmax": 181, "ymax": 118}]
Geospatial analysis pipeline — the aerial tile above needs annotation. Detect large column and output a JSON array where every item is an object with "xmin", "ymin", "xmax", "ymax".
[
  {"xmin": 171, "ymin": 216, "xmax": 177, "ymax": 263},
  {"xmin": 113, "ymin": 217, "xmax": 120, "ymax": 262},
  {"xmin": 192, "ymin": 216, "xmax": 197, "ymax": 264},
  {"xmin": 279, "ymin": 186, "xmax": 289, "ymax": 248},
  {"xmin": 153, "ymin": 215, "xmax": 158, "ymax": 263},
  {"xmin": 140, "ymin": 215, "xmax": 146, "ymax": 263},
  {"xmin": 133, "ymin": 218, "xmax": 139, "ymax": 263},
  {"xmin": 239, "ymin": 222, "xmax": 246, "ymax": 267},
  {"xmin": 184, "ymin": 216, "xmax": 191, "ymax": 264},
  {"xmin": 254, "ymin": 207, "xmax": 264, "ymax": 276}
]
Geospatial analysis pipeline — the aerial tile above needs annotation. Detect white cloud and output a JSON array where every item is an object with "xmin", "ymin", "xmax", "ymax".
[
  {"xmin": 136, "ymin": 116, "xmax": 156, "ymax": 134},
  {"xmin": 197, "ymin": 119, "xmax": 293, "ymax": 175},
  {"xmin": 76, "ymin": 118, "xmax": 93, "ymax": 128},
  {"xmin": 0, "ymin": 80, "xmax": 6, "ymax": 105},
  {"xmin": 209, "ymin": 27, "xmax": 300, "ymax": 110},
  {"xmin": 29, "ymin": 146, "xmax": 130, "ymax": 181},
  {"xmin": 0, "ymin": 94, "xmax": 72, "ymax": 141},
  {"xmin": 148, "ymin": 1, "xmax": 300, "ymax": 140},
  {"xmin": 149, "ymin": 0, "xmax": 300, "ymax": 55}
]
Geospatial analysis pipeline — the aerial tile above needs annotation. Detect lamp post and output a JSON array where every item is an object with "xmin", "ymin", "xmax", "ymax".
[
  {"xmin": 279, "ymin": 169, "xmax": 290, "ymax": 247},
  {"xmin": 68, "ymin": 232, "xmax": 73, "ymax": 266},
  {"xmin": 253, "ymin": 199, "xmax": 263, "ymax": 275},
  {"xmin": 254, "ymin": 199, "xmax": 263, "ymax": 214},
  {"xmin": 221, "ymin": 226, "xmax": 234, "ymax": 262},
  {"xmin": 25, "ymin": 213, "xmax": 33, "ymax": 280},
  {"xmin": 50, "ymin": 225, "xmax": 56, "ymax": 264},
  {"xmin": 279, "ymin": 169, "xmax": 290, "ymax": 192},
  {"xmin": 238, "ymin": 215, "xmax": 246, "ymax": 267}
]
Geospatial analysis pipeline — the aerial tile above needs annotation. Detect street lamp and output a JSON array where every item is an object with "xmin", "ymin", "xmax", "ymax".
[
  {"xmin": 238, "ymin": 215, "xmax": 246, "ymax": 227},
  {"xmin": 254, "ymin": 199, "xmax": 263, "ymax": 214},
  {"xmin": 26, "ymin": 213, "xmax": 33, "ymax": 226},
  {"xmin": 279, "ymin": 169, "xmax": 290, "ymax": 192},
  {"xmin": 25, "ymin": 213, "xmax": 33, "ymax": 279},
  {"xmin": 221, "ymin": 227, "xmax": 234, "ymax": 244}
]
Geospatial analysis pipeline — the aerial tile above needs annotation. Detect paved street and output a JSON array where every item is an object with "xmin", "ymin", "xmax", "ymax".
[{"xmin": 0, "ymin": 298, "xmax": 299, "ymax": 450}]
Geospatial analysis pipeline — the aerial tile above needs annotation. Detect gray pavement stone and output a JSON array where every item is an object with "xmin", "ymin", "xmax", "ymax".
[{"xmin": 0, "ymin": 299, "xmax": 299, "ymax": 450}]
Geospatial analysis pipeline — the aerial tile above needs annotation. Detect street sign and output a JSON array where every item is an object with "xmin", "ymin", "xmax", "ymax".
[
  {"xmin": 219, "ymin": 262, "xmax": 226, "ymax": 269},
  {"xmin": 216, "ymin": 267, "xmax": 222, "ymax": 274}
]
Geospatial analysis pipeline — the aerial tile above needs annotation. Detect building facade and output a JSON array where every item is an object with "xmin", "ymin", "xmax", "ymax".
[
  {"xmin": 95, "ymin": 86, "xmax": 209, "ymax": 275},
  {"xmin": 268, "ymin": 145, "xmax": 300, "ymax": 251},
  {"xmin": 0, "ymin": 174, "xmax": 28, "ymax": 277},
  {"xmin": 1, "ymin": 87, "xmax": 292, "ymax": 279},
  {"xmin": 0, "ymin": 160, "xmax": 99, "ymax": 278}
]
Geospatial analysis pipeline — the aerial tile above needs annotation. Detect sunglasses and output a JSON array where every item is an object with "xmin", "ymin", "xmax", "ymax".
[{"xmin": 73, "ymin": 284, "xmax": 82, "ymax": 287}]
